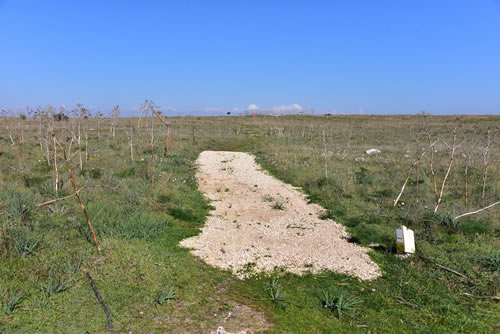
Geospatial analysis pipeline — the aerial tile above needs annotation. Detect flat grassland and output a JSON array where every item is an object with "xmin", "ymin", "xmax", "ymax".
[{"xmin": 0, "ymin": 114, "xmax": 498, "ymax": 333}]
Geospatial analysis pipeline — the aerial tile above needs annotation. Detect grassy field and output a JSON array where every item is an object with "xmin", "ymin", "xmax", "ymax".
[{"xmin": 0, "ymin": 113, "xmax": 499, "ymax": 333}]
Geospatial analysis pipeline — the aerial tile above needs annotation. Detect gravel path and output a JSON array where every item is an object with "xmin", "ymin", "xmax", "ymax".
[{"xmin": 180, "ymin": 151, "xmax": 380, "ymax": 280}]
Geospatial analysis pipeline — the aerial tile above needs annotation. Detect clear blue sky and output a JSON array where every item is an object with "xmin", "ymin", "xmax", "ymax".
[{"xmin": 1, "ymin": 0, "xmax": 499, "ymax": 115}]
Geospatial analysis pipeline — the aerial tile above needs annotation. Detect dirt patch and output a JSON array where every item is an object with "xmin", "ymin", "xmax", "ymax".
[
  {"xmin": 208, "ymin": 301, "xmax": 271, "ymax": 334},
  {"xmin": 181, "ymin": 151, "xmax": 380, "ymax": 280}
]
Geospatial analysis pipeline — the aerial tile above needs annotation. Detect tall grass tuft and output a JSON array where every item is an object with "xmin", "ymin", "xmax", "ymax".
[{"xmin": 1, "ymin": 288, "xmax": 26, "ymax": 314}]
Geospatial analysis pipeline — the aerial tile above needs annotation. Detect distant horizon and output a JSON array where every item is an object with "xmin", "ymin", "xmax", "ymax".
[
  {"xmin": 1, "ymin": 1, "xmax": 500, "ymax": 115},
  {"xmin": 1, "ymin": 103, "xmax": 498, "ymax": 118}
]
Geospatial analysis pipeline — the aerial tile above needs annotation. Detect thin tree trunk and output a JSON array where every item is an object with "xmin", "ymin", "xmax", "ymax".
[
  {"xmin": 151, "ymin": 116, "xmax": 155, "ymax": 187},
  {"xmin": 97, "ymin": 119, "xmax": 101, "ymax": 144},
  {"xmin": 53, "ymin": 134, "xmax": 59, "ymax": 194},
  {"xmin": 78, "ymin": 121, "xmax": 83, "ymax": 170},
  {"xmin": 85, "ymin": 126, "xmax": 88, "ymax": 162},
  {"xmin": 129, "ymin": 123, "xmax": 134, "ymax": 161},
  {"xmin": 45, "ymin": 138, "xmax": 51, "ymax": 166},
  {"xmin": 415, "ymin": 161, "xmax": 419, "ymax": 190},
  {"xmin": 394, "ymin": 140, "xmax": 438, "ymax": 207},
  {"xmin": 39, "ymin": 118, "xmax": 43, "ymax": 154},
  {"xmin": 19, "ymin": 120, "xmax": 24, "ymax": 143},
  {"xmin": 434, "ymin": 130, "xmax": 457, "ymax": 213},
  {"xmin": 464, "ymin": 163, "xmax": 469, "ymax": 208},
  {"xmin": 8, "ymin": 127, "xmax": 15, "ymax": 145},
  {"xmin": 167, "ymin": 124, "xmax": 172, "ymax": 153},
  {"xmin": 60, "ymin": 144, "xmax": 100, "ymax": 252},
  {"xmin": 426, "ymin": 133, "xmax": 438, "ymax": 198},
  {"xmin": 481, "ymin": 130, "xmax": 491, "ymax": 198},
  {"xmin": 322, "ymin": 130, "xmax": 328, "ymax": 179}
]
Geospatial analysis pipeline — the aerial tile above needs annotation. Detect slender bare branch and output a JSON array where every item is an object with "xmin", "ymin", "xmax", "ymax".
[
  {"xmin": 393, "ymin": 140, "xmax": 439, "ymax": 207},
  {"xmin": 85, "ymin": 271, "xmax": 114, "ymax": 333},
  {"xmin": 454, "ymin": 201, "xmax": 500, "ymax": 220},
  {"xmin": 420, "ymin": 255, "xmax": 470, "ymax": 280},
  {"xmin": 481, "ymin": 130, "xmax": 491, "ymax": 198},
  {"xmin": 37, "ymin": 187, "xmax": 86, "ymax": 207},
  {"xmin": 434, "ymin": 128, "xmax": 457, "ymax": 213},
  {"xmin": 462, "ymin": 293, "xmax": 500, "ymax": 301}
]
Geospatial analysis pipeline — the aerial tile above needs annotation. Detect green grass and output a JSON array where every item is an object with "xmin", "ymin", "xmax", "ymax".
[{"xmin": 0, "ymin": 114, "xmax": 498, "ymax": 333}]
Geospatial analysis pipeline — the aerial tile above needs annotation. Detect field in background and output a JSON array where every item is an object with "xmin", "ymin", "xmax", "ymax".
[{"xmin": 0, "ymin": 113, "xmax": 499, "ymax": 333}]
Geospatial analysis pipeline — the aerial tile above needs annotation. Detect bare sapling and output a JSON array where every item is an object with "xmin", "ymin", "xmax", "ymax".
[
  {"xmin": 434, "ymin": 125, "xmax": 461, "ymax": 213},
  {"xmin": 43, "ymin": 105, "xmax": 56, "ymax": 166},
  {"xmin": 419, "ymin": 111, "xmax": 438, "ymax": 198},
  {"xmin": 322, "ymin": 129, "xmax": 328, "ymax": 179},
  {"xmin": 71, "ymin": 105, "xmax": 82, "ymax": 170},
  {"xmin": 2, "ymin": 109, "xmax": 16, "ymax": 145},
  {"xmin": 110, "ymin": 105, "xmax": 120, "ymax": 139},
  {"xmin": 53, "ymin": 133, "xmax": 59, "ymax": 194},
  {"xmin": 481, "ymin": 129, "xmax": 491, "ymax": 199},
  {"xmin": 95, "ymin": 111, "xmax": 103, "ymax": 144},
  {"xmin": 67, "ymin": 126, "xmax": 75, "ymax": 158},
  {"xmin": 140, "ymin": 99, "xmax": 159, "ymax": 187},
  {"xmin": 34, "ymin": 107, "xmax": 44, "ymax": 154},
  {"xmin": 18, "ymin": 111, "xmax": 26, "ymax": 143},
  {"xmin": 72, "ymin": 104, "xmax": 91, "ymax": 170},
  {"xmin": 59, "ymin": 142, "xmax": 100, "ymax": 252},
  {"xmin": 150, "ymin": 107, "xmax": 155, "ymax": 187},
  {"xmin": 414, "ymin": 119, "xmax": 423, "ymax": 191},
  {"xmin": 167, "ymin": 123, "xmax": 172, "ymax": 153},
  {"xmin": 84, "ymin": 115, "xmax": 89, "ymax": 162},
  {"xmin": 463, "ymin": 135, "xmax": 477, "ymax": 208},
  {"xmin": 77, "ymin": 110, "xmax": 82, "ymax": 170},
  {"xmin": 192, "ymin": 124, "xmax": 196, "ymax": 145},
  {"xmin": 149, "ymin": 107, "xmax": 172, "ymax": 154},
  {"xmin": 394, "ymin": 139, "xmax": 439, "ymax": 207},
  {"xmin": 127, "ymin": 122, "xmax": 134, "ymax": 161}
]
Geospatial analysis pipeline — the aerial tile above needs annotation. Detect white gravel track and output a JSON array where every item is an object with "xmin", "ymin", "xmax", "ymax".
[{"xmin": 180, "ymin": 151, "xmax": 380, "ymax": 280}]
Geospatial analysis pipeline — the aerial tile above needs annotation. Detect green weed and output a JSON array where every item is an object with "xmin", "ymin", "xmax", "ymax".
[
  {"xmin": 1, "ymin": 288, "xmax": 26, "ymax": 315},
  {"xmin": 154, "ymin": 287, "xmax": 176, "ymax": 305}
]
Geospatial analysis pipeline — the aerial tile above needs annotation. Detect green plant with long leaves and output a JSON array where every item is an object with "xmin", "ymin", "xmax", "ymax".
[
  {"xmin": 155, "ymin": 287, "xmax": 176, "ymax": 305},
  {"xmin": 321, "ymin": 289, "xmax": 362, "ymax": 319},
  {"xmin": 1, "ymin": 288, "xmax": 26, "ymax": 314}
]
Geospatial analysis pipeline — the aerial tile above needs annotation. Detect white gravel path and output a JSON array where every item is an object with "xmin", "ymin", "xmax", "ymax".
[{"xmin": 180, "ymin": 151, "xmax": 380, "ymax": 280}]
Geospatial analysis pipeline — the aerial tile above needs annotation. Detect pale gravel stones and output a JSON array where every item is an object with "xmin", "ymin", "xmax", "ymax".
[{"xmin": 180, "ymin": 151, "xmax": 380, "ymax": 280}]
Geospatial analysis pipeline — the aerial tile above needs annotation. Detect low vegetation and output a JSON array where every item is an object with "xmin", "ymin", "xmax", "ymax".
[{"xmin": 0, "ymin": 110, "xmax": 498, "ymax": 332}]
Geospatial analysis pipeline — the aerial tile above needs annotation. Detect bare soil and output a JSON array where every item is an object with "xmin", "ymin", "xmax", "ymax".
[{"xmin": 181, "ymin": 151, "xmax": 380, "ymax": 280}]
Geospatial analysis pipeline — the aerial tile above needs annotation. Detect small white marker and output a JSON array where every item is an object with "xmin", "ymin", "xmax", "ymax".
[{"xmin": 396, "ymin": 225, "xmax": 415, "ymax": 254}]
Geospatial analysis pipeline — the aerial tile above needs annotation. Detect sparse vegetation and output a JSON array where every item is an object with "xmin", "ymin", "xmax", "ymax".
[
  {"xmin": 0, "ymin": 113, "xmax": 498, "ymax": 332},
  {"xmin": 271, "ymin": 200, "xmax": 286, "ymax": 211}
]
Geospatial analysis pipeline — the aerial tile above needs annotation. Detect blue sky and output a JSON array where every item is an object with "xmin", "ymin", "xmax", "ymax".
[{"xmin": 1, "ymin": 1, "xmax": 499, "ymax": 115}]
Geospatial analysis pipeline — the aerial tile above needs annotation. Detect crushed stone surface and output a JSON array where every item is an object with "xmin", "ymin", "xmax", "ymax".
[{"xmin": 180, "ymin": 151, "xmax": 380, "ymax": 280}]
